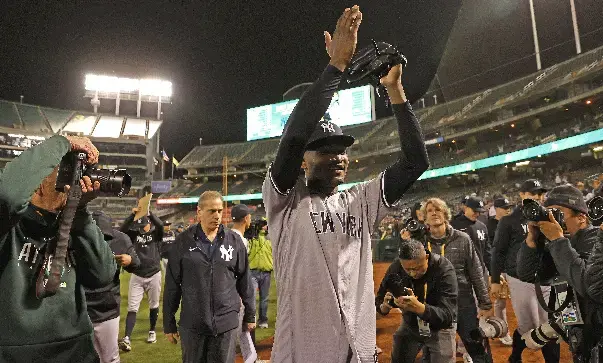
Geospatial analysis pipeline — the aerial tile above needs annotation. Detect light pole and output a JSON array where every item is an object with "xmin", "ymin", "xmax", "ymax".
[
  {"xmin": 569, "ymin": 0, "xmax": 582, "ymax": 54},
  {"xmin": 529, "ymin": 0, "xmax": 582, "ymax": 71},
  {"xmin": 528, "ymin": 0, "xmax": 542, "ymax": 70}
]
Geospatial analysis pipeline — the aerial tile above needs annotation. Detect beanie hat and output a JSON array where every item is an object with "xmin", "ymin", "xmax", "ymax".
[{"xmin": 544, "ymin": 185, "xmax": 588, "ymax": 215}]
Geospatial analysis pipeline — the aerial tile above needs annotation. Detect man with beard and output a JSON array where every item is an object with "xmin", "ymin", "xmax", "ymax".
[{"xmin": 263, "ymin": 6, "xmax": 429, "ymax": 362}]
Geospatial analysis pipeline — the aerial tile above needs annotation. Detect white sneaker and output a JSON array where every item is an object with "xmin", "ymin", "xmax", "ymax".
[
  {"xmin": 499, "ymin": 334, "xmax": 513, "ymax": 346},
  {"xmin": 258, "ymin": 322, "xmax": 268, "ymax": 329},
  {"xmin": 119, "ymin": 337, "xmax": 132, "ymax": 352},
  {"xmin": 147, "ymin": 331, "xmax": 157, "ymax": 344},
  {"xmin": 463, "ymin": 353, "xmax": 474, "ymax": 363}
]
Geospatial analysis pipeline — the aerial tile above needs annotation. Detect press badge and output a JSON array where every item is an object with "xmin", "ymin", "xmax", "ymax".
[
  {"xmin": 417, "ymin": 317, "xmax": 431, "ymax": 337},
  {"xmin": 552, "ymin": 279, "xmax": 583, "ymax": 326}
]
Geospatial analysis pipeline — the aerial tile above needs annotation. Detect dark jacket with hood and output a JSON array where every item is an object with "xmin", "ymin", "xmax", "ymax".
[
  {"xmin": 491, "ymin": 206, "xmax": 527, "ymax": 283},
  {"xmin": 0, "ymin": 135, "xmax": 116, "ymax": 363},
  {"xmin": 163, "ymin": 224, "xmax": 255, "ymax": 336},
  {"xmin": 85, "ymin": 213, "xmax": 140, "ymax": 324}
]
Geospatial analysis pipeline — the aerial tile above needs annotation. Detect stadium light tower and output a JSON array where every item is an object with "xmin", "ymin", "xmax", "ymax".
[
  {"xmin": 84, "ymin": 74, "xmax": 172, "ymax": 119},
  {"xmin": 528, "ymin": 0, "xmax": 581, "ymax": 71}
]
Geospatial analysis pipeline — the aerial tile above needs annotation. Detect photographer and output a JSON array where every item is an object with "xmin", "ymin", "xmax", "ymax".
[
  {"xmin": 517, "ymin": 185, "xmax": 600, "ymax": 362},
  {"xmin": 421, "ymin": 198, "xmax": 493, "ymax": 363},
  {"xmin": 246, "ymin": 218, "xmax": 273, "ymax": 329},
  {"xmin": 0, "ymin": 135, "xmax": 116, "ymax": 363},
  {"xmin": 376, "ymin": 239, "xmax": 458, "ymax": 363}
]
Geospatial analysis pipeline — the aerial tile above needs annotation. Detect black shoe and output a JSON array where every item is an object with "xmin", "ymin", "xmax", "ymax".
[{"xmin": 508, "ymin": 330, "xmax": 526, "ymax": 363}]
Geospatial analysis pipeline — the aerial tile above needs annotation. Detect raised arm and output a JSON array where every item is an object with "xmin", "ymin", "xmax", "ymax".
[
  {"xmin": 379, "ymin": 66, "xmax": 430, "ymax": 206},
  {"xmin": 270, "ymin": 7, "xmax": 362, "ymax": 194},
  {"xmin": 0, "ymin": 136, "xmax": 99, "ymax": 247}
]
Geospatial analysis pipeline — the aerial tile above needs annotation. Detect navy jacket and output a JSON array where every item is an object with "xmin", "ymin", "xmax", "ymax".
[{"xmin": 163, "ymin": 224, "xmax": 255, "ymax": 335}]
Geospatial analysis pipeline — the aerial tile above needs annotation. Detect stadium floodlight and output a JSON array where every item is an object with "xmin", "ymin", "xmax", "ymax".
[{"xmin": 84, "ymin": 74, "xmax": 172, "ymax": 118}]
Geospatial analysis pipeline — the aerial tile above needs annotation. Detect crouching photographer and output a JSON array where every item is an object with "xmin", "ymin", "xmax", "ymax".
[
  {"xmin": 516, "ymin": 185, "xmax": 601, "ymax": 362},
  {"xmin": 0, "ymin": 135, "xmax": 122, "ymax": 363},
  {"xmin": 376, "ymin": 239, "xmax": 458, "ymax": 363}
]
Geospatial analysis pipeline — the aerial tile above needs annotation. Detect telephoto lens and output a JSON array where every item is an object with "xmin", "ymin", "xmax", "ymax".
[
  {"xmin": 85, "ymin": 167, "xmax": 132, "ymax": 197},
  {"xmin": 470, "ymin": 316, "xmax": 508, "ymax": 341},
  {"xmin": 522, "ymin": 320, "xmax": 564, "ymax": 350},
  {"xmin": 588, "ymin": 196, "xmax": 603, "ymax": 221}
]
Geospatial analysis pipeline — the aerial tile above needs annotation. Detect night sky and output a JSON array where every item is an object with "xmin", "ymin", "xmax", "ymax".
[{"xmin": 1, "ymin": 0, "xmax": 602, "ymax": 159}]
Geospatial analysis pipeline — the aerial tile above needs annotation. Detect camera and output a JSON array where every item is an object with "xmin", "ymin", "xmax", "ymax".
[
  {"xmin": 55, "ymin": 152, "xmax": 131, "ymax": 197},
  {"xmin": 244, "ymin": 217, "xmax": 268, "ymax": 241},
  {"xmin": 521, "ymin": 199, "xmax": 565, "ymax": 226},
  {"xmin": 522, "ymin": 318, "xmax": 564, "ymax": 350},
  {"xmin": 384, "ymin": 273, "xmax": 410, "ymax": 300},
  {"xmin": 470, "ymin": 316, "xmax": 509, "ymax": 341},
  {"xmin": 587, "ymin": 196, "xmax": 603, "ymax": 221},
  {"xmin": 405, "ymin": 218, "xmax": 428, "ymax": 240}
]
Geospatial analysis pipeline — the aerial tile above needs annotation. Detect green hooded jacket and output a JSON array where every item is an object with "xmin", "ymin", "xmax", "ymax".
[
  {"xmin": 248, "ymin": 232, "xmax": 273, "ymax": 272},
  {"xmin": 0, "ymin": 135, "xmax": 116, "ymax": 363}
]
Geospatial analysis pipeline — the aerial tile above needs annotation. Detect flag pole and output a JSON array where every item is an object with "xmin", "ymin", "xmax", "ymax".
[{"xmin": 171, "ymin": 155, "xmax": 174, "ymax": 180}]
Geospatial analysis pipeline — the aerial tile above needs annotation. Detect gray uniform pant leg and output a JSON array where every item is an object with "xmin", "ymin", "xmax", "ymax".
[
  {"xmin": 92, "ymin": 317, "xmax": 120, "ymax": 363},
  {"xmin": 180, "ymin": 327, "xmax": 236, "ymax": 363},
  {"xmin": 237, "ymin": 303, "xmax": 257, "ymax": 363},
  {"xmin": 506, "ymin": 275, "xmax": 550, "ymax": 335}
]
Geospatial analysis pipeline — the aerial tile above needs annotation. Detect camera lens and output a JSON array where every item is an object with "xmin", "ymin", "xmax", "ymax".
[
  {"xmin": 588, "ymin": 196, "xmax": 603, "ymax": 221},
  {"xmin": 86, "ymin": 168, "xmax": 132, "ymax": 197},
  {"xmin": 522, "ymin": 199, "xmax": 548, "ymax": 222},
  {"xmin": 406, "ymin": 219, "xmax": 419, "ymax": 232}
]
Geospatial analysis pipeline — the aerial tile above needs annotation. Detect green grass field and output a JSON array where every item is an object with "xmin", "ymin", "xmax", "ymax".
[{"xmin": 117, "ymin": 270, "xmax": 277, "ymax": 363}]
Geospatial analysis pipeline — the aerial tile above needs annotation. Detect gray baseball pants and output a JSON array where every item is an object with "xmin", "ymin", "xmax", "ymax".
[
  {"xmin": 128, "ymin": 271, "xmax": 161, "ymax": 311},
  {"xmin": 92, "ymin": 317, "xmax": 120, "ymax": 363},
  {"xmin": 506, "ymin": 275, "xmax": 550, "ymax": 334}
]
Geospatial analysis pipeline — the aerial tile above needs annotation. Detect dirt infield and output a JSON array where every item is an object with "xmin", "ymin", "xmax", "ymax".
[{"xmin": 237, "ymin": 261, "xmax": 571, "ymax": 363}]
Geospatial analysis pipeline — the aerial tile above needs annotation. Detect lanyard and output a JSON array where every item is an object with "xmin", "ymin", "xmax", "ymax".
[{"xmin": 427, "ymin": 241, "xmax": 446, "ymax": 257}]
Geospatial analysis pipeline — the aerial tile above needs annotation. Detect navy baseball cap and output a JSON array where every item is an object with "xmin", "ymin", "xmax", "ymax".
[
  {"xmin": 493, "ymin": 197, "xmax": 513, "ymax": 209},
  {"xmin": 520, "ymin": 179, "xmax": 547, "ymax": 194},
  {"xmin": 465, "ymin": 197, "xmax": 485, "ymax": 212},
  {"xmin": 231, "ymin": 204, "xmax": 250, "ymax": 221},
  {"xmin": 305, "ymin": 120, "xmax": 355, "ymax": 151}
]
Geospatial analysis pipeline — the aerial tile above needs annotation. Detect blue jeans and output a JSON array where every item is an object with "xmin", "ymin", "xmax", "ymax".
[{"xmin": 250, "ymin": 270, "xmax": 271, "ymax": 324}]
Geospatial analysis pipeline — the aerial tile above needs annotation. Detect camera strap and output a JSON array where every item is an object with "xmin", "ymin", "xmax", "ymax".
[
  {"xmin": 535, "ymin": 274, "xmax": 574, "ymax": 314},
  {"xmin": 35, "ymin": 183, "xmax": 82, "ymax": 299}
]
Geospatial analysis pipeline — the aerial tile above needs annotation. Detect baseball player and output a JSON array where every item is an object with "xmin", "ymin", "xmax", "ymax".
[
  {"xmin": 161, "ymin": 220, "xmax": 178, "ymax": 271},
  {"xmin": 490, "ymin": 179, "xmax": 559, "ymax": 363},
  {"xmin": 262, "ymin": 6, "xmax": 429, "ymax": 362},
  {"xmin": 118, "ymin": 208, "xmax": 164, "ymax": 352}
]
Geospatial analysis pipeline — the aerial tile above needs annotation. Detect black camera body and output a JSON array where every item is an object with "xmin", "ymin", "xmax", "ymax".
[
  {"xmin": 521, "ymin": 198, "xmax": 565, "ymax": 226},
  {"xmin": 55, "ymin": 152, "xmax": 131, "ymax": 197},
  {"xmin": 244, "ymin": 217, "xmax": 268, "ymax": 241},
  {"xmin": 384, "ymin": 272, "xmax": 410, "ymax": 299},
  {"xmin": 405, "ymin": 218, "xmax": 428, "ymax": 241}
]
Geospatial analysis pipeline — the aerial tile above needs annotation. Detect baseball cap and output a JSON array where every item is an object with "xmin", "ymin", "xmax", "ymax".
[
  {"xmin": 231, "ymin": 204, "xmax": 250, "ymax": 221},
  {"xmin": 460, "ymin": 195, "xmax": 469, "ymax": 205},
  {"xmin": 465, "ymin": 196, "xmax": 485, "ymax": 212},
  {"xmin": 92, "ymin": 211, "xmax": 114, "ymax": 240},
  {"xmin": 305, "ymin": 120, "xmax": 355, "ymax": 151},
  {"xmin": 520, "ymin": 179, "xmax": 547, "ymax": 194},
  {"xmin": 164, "ymin": 220, "xmax": 172, "ymax": 226},
  {"xmin": 493, "ymin": 197, "xmax": 513, "ymax": 209},
  {"xmin": 544, "ymin": 185, "xmax": 588, "ymax": 214}
]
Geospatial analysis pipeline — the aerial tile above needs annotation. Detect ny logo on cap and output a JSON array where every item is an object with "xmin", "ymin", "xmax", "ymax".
[
  {"xmin": 321, "ymin": 122, "xmax": 335, "ymax": 133},
  {"xmin": 479, "ymin": 201, "xmax": 484, "ymax": 207},
  {"xmin": 533, "ymin": 180, "xmax": 541, "ymax": 187}
]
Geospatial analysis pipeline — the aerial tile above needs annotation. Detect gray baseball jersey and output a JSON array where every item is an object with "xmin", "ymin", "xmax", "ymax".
[{"xmin": 263, "ymin": 169, "xmax": 392, "ymax": 363}]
